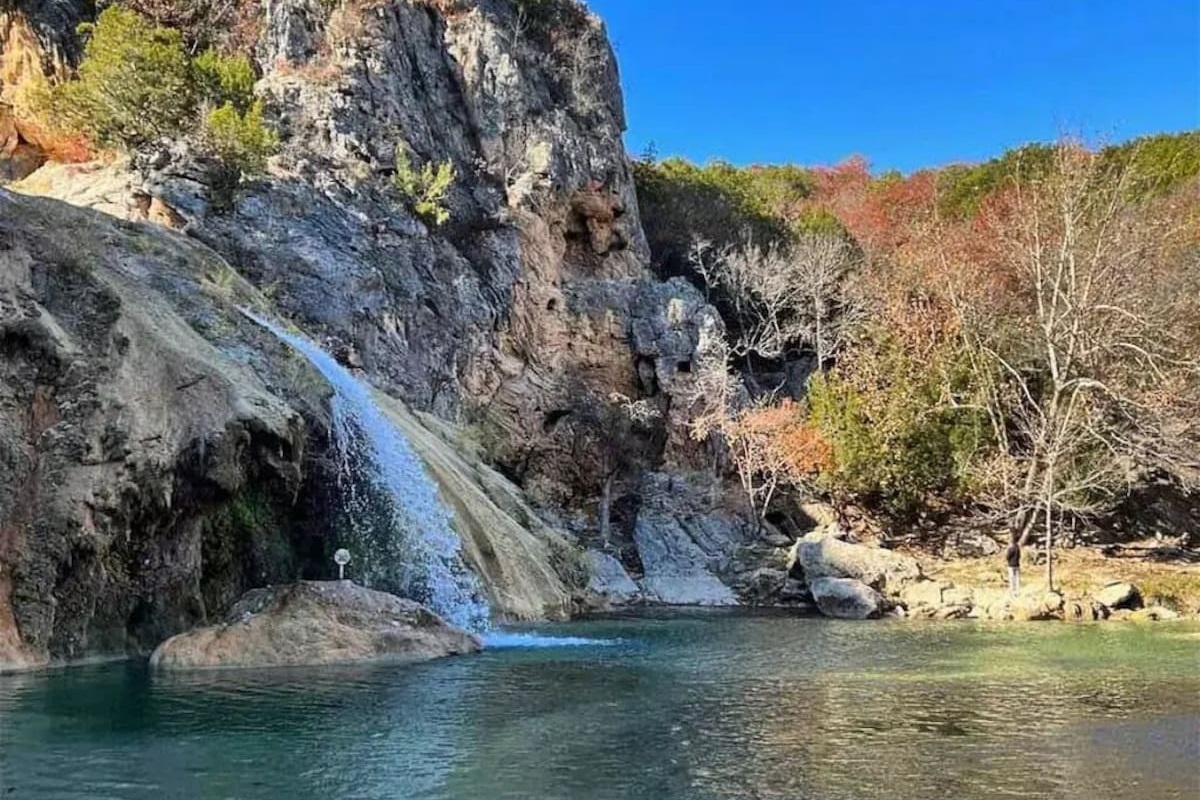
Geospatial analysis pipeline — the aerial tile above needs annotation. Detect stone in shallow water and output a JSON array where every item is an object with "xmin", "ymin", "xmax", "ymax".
[
  {"xmin": 150, "ymin": 581, "xmax": 480, "ymax": 669},
  {"xmin": 974, "ymin": 588, "xmax": 1065, "ymax": 621},
  {"xmin": 808, "ymin": 577, "xmax": 884, "ymax": 619}
]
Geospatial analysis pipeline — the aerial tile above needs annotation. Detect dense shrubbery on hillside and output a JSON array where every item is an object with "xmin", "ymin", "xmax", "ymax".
[
  {"xmin": 633, "ymin": 157, "xmax": 824, "ymax": 265},
  {"xmin": 31, "ymin": 7, "xmax": 276, "ymax": 202},
  {"xmin": 46, "ymin": 7, "xmax": 195, "ymax": 148},
  {"xmin": 21, "ymin": 5, "xmax": 271, "ymax": 168},
  {"xmin": 645, "ymin": 133, "xmax": 1200, "ymax": 573}
]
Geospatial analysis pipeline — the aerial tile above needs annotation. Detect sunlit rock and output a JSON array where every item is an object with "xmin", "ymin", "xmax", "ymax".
[{"xmin": 151, "ymin": 581, "xmax": 480, "ymax": 669}]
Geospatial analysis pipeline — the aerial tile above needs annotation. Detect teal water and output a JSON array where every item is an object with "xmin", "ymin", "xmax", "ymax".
[{"xmin": 1, "ymin": 613, "xmax": 1197, "ymax": 799}]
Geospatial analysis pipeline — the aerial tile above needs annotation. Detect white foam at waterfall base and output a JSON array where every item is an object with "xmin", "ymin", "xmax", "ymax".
[
  {"xmin": 244, "ymin": 311, "xmax": 490, "ymax": 632},
  {"xmin": 480, "ymin": 632, "xmax": 619, "ymax": 649}
]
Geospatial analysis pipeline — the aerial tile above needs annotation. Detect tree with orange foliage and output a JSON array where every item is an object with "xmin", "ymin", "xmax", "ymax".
[{"xmin": 687, "ymin": 328, "xmax": 832, "ymax": 525}]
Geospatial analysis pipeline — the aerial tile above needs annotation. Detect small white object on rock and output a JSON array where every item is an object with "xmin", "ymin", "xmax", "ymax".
[{"xmin": 333, "ymin": 548, "xmax": 352, "ymax": 580}]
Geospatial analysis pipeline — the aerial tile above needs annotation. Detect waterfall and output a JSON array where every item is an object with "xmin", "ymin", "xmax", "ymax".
[{"xmin": 245, "ymin": 312, "xmax": 490, "ymax": 632}]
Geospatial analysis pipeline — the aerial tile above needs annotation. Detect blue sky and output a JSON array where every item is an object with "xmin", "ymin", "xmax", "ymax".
[{"xmin": 587, "ymin": 0, "xmax": 1200, "ymax": 172}]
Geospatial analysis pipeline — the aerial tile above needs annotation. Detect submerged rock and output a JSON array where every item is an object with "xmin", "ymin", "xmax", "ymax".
[
  {"xmin": 150, "ymin": 582, "xmax": 480, "ymax": 669},
  {"xmin": 1115, "ymin": 605, "xmax": 1180, "ymax": 622},
  {"xmin": 808, "ymin": 577, "xmax": 884, "ymax": 620}
]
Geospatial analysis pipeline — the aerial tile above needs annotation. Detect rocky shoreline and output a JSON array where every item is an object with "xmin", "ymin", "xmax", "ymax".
[{"xmin": 583, "ymin": 523, "xmax": 1193, "ymax": 624}]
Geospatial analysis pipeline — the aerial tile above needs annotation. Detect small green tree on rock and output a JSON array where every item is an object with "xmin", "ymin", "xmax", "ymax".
[
  {"xmin": 393, "ymin": 146, "xmax": 456, "ymax": 226},
  {"xmin": 49, "ymin": 6, "xmax": 195, "ymax": 149},
  {"xmin": 201, "ymin": 101, "xmax": 279, "ymax": 207}
]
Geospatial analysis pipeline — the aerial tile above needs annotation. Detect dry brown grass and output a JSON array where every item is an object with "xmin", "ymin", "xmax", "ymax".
[{"xmin": 924, "ymin": 539, "xmax": 1200, "ymax": 615}]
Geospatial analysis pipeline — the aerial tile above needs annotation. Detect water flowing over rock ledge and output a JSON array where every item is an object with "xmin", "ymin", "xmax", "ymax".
[{"xmin": 0, "ymin": 189, "xmax": 583, "ymax": 671}]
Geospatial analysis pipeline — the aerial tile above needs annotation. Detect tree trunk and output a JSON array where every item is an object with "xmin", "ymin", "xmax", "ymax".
[
  {"xmin": 599, "ymin": 473, "xmax": 614, "ymax": 548},
  {"xmin": 1044, "ymin": 501, "xmax": 1055, "ymax": 591}
]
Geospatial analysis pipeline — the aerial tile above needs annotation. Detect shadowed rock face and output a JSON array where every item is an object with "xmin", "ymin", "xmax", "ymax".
[
  {"xmin": 150, "ymin": 580, "xmax": 481, "ymax": 669},
  {"xmin": 0, "ymin": 191, "xmax": 312, "ymax": 669}
]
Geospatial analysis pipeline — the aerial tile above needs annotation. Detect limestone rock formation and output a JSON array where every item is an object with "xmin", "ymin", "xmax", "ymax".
[
  {"xmin": 378, "ymin": 397, "xmax": 580, "ymax": 620},
  {"xmin": 808, "ymin": 577, "xmax": 884, "ymax": 620},
  {"xmin": 1094, "ymin": 581, "xmax": 1141, "ymax": 611},
  {"xmin": 0, "ymin": 189, "xmax": 583, "ymax": 670},
  {"xmin": 150, "ymin": 581, "xmax": 480, "ymax": 669},
  {"xmin": 581, "ymin": 549, "xmax": 641, "ymax": 607},
  {"xmin": 633, "ymin": 472, "xmax": 743, "ymax": 606},
  {"xmin": 794, "ymin": 531, "xmax": 923, "ymax": 594},
  {"xmin": 0, "ymin": 0, "xmax": 767, "ymax": 666},
  {"xmin": 1, "ymin": 190, "xmax": 309, "ymax": 669}
]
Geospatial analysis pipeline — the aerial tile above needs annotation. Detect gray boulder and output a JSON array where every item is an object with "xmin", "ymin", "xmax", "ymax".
[
  {"xmin": 639, "ymin": 576, "xmax": 739, "ymax": 607},
  {"xmin": 796, "ymin": 533, "xmax": 922, "ymax": 594},
  {"xmin": 1094, "ymin": 581, "xmax": 1141, "ymax": 611},
  {"xmin": 150, "ymin": 581, "xmax": 480, "ymax": 669},
  {"xmin": 582, "ymin": 550, "xmax": 641, "ymax": 606},
  {"xmin": 809, "ymin": 578, "xmax": 885, "ymax": 620},
  {"xmin": 632, "ymin": 472, "xmax": 742, "ymax": 607}
]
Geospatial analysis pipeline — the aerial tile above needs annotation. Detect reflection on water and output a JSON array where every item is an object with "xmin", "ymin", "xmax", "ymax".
[{"xmin": 1, "ymin": 616, "xmax": 1197, "ymax": 800}]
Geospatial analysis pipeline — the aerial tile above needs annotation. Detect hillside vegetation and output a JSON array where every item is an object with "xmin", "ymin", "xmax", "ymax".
[{"xmin": 636, "ymin": 132, "xmax": 1200, "ymax": 575}]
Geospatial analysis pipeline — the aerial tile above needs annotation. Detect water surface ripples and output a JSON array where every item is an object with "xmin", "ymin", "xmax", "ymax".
[{"xmin": 1, "ymin": 615, "xmax": 1197, "ymax": 799}]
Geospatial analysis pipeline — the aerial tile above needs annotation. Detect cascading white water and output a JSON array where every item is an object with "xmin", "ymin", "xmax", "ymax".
[{"xmin": 246, "ymin": 311, "xmax": 491, "ymax": 632}]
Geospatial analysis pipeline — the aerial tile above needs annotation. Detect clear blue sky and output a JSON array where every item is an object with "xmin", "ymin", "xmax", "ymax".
[{"xmin": 587, "ymin": 0, "xmax": 1200, "ymax": 172}]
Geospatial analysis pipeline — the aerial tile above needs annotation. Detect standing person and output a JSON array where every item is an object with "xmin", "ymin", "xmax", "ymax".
[{"xmin": 1005, "ymin": 542, "xmax": 1021, "ymax": 596}]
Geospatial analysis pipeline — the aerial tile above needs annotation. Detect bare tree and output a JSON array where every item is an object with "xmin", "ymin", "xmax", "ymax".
[
  {"xmin": 685, "ymin": 321, "xmax": 824, "ymax": 526},
  {"xmin": 562, "ymin": 387, "xmax": 660, "ymax": 547},
  {"xmin": 690, "ymin": 232, "xmax": 862, "ymax": 371},
  {"xmin": 955, "ymin": 142, "xmax": 1200, "ymax": 589}
]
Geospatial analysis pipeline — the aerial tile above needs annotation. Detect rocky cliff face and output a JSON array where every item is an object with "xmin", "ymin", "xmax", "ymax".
[
  {"xmin": 0, "ymin": 191, "xmax": 311, "ymax": 668},
  {"xmin": 0, "ymin": 0, "xmax": 749, "ymax": 668}
]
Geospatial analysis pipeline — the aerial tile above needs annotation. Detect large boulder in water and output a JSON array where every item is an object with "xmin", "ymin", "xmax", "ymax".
[
  {"xmin": 809, "ymin": 577, "xmax": 884, "ymax": 620},
  {"xmin": 150, "ymin": 581, "xmax": 480, "ymax": 669},
  {"xmin": 794, "ymin": 530, "xmax": 922, "ymax": 594}
]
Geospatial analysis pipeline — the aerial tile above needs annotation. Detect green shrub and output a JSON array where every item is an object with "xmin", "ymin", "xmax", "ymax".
[
  {"xmin": 194, "ymin": 48, "xmax": 257, "ymax": 112},
  {"xmin": 49, "ymin": 6, "xmax": 195, "ymax": 148},
  {"xmin": 937, "ymin": 134, "xmax": 1200, "ymax": 218},
  {"xmin": 807, "ymin": 332, "xmax": 991, "ymax": 515},
  {"xmin": 634, "ymin": 157, "xmax": 805, "ymax": 270},
  {"xmin": 1099, "ymin": 130, "xmax": 1200, "ymax": 199},
  {"xmin": 393, "ymin": 147, "xmax": 456, "ymax": 226},
  {"xmin": 201, "ymin": 101, "xmax": 278, "ymax": 205},
  {"xmin": 936, "ymin": 143, "xmax": 1058, "ymax": 219}
]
